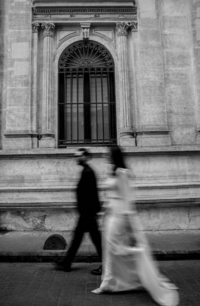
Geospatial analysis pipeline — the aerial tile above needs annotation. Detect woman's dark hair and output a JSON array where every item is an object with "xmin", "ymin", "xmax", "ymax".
[{"xmin": 110, "ymin": 145, "xmax": 127, "ymax": 175}]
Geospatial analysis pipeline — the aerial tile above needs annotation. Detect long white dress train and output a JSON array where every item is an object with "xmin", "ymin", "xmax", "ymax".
[{"xmin": 92, "ymin": 168, "xmax": 179, "ymax": 306}]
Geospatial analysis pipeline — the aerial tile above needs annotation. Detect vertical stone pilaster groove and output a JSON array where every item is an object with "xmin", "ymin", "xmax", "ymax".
[
  {"xmin": 129, "ymin": 29, "xmax": 138, "ymax": 133},
  {"xmin": 41, "ymin": 23, "xmax": 55, "ymax": 134},
  {"xmin": 116, "ymin": 22, "xmax": 137, "ymax": 137},
  {"xmin": 31, "ymin": 23, "xmax": 40, "ymax": 137}
]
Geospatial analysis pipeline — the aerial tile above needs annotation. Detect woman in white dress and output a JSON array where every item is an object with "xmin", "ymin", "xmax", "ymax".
[{"xmin": 92, "ymin": 146, "xmax": 179, "ymax": 306}]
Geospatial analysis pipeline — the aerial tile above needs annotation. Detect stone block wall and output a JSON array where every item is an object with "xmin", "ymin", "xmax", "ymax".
[
  {"xmin": 136, "ymin": 0, "xmax": 171, "ymax": 147},
  {"xmin": 160, "ymin": 0, "xmax": 196, "ymax": 145},
  {"xmin": 0, "ymin": 148, "xmax": 200, "ymax": 232},
  {"xmin": 3, "ymin": 0, "xmax": 32, "ymax": 150},
  {"xmin": 138, "ymin": 0, "xmax": 168, "ymax": 131},
  {"xmin": 137, "ymin": 0, "xmax": 196, "ymax": 146}
]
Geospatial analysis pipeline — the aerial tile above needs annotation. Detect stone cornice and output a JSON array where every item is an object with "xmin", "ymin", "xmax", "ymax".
[
  {"xmin": 33, "ymin": 1, "xmax": 136, "ymax": 6},
  {"xmin": 136, "ymin": 130, "xmax": 170, "ymax": 135},
  {"xmin": 4, "ymin": 131, "xmax": 55, "ymax": 139},
  {"xmin": 32, "ymin": 1, "xmax": 137, "ymax": 19},
  {"xmin": 4, "ymin": 131, "xmax": 33, "ymax": 138},
  {"xmin": 32, "ymin": 1, "xmax": 137, "ymax": 23},
  {"xmin": 33, "ymin": 5, "xmax": 137, "ymax": 15},
  {"xmin": 41, "ymin": 22, "xmax": 55, "ymax": 37},
  {"xmin": 33, "ymin": 7, "xmax": 137, "ymax": 15}
]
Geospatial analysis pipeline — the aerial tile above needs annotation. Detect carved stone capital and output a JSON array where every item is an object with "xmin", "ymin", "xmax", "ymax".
[
  {"xmin": 116, "ymin": 22, "xmax": 137, "ymax": 36},
  {"xmin": 116, "ymin": 22, "xmax": 129, "ymax": 37},
  {"xmin": 32, "ymin": 22, "xmax": 40, "ymax": 33},
  {"xmin": 128, "ymin": 21, "xmax": 138, "ymax": 32},
  {"xmin": 41, "ymin": 23, "xmax": 55, "ymax": 38}
]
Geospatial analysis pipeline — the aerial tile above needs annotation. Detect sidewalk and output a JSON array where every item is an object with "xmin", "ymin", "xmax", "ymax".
[
  {"xmin": 0, "ymin": 261, "xmax": 200, "ymax": 306},
  {"xmin": 0, "ymin": 230, "xmax": 200, "ymax": 262}
]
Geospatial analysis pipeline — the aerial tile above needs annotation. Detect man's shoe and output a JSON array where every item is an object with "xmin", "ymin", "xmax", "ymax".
[
  {"xmin": 55, "ymin": 261, "xmax": 71, "ymax": 272},
  {"xmin": 64, "ymin": 266, "xmax": 71, "ymax": 272},
  {"xmin": 91, "ymin": 265, "xmax": 102, "ymax": 275}
]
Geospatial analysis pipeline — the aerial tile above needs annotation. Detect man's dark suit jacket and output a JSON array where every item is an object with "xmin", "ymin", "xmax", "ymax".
[{"xmin": 76, "ymin": 164, "xmax": 101, "ymax": 217}]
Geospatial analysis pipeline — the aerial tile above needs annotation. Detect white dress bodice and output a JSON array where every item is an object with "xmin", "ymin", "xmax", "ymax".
[{"xmin": 105, "ymin": 168, "xmax": 135, "ymax": 215}]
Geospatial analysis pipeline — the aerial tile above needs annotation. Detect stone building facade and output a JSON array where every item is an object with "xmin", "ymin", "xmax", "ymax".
[{"xmin": 0, "ymin": 0, "xmax": 200, "ymax": 233}]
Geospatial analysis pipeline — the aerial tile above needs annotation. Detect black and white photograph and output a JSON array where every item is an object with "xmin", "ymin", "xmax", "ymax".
[{"xmin": 0, "ymin": 1, "xmax": 200, "ymax": 305}]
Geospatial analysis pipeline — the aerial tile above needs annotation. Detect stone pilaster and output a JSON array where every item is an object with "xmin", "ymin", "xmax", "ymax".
[
  {"xmin": 128, "ymin": 23, "xmax": 138, "ymax": 137},
  {"xmin": 136, "ymin": 0, "xmax": 171, "ymax": 147},
  {"xmin": 117, "ymin": 22, "xmax": 137, "ymax": 146},
  {"xmin": 40, "ymin": 23, "xmax": 55, "ymax": 148},
  {"xmin": 160, "ymin": 0, "xmax": 195, "ymax": 146},
  {"xmin": 3, "ymin": 0, "xmax": 32, "ymax": 150},
  {"xmin": 31, "ymin": 22, "xmax": 40, "ymax": 149},
  {"xmin": 191, "ymin": 1, "xmax": 200, "ymax": 145}
]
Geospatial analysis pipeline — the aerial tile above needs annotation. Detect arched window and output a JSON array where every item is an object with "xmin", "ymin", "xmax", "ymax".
[{"xmin": 58, "ymin": 41, "xmax": 116, "ymax": 146}]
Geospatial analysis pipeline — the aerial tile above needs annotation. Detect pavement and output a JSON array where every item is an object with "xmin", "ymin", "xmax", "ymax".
[
  {"xmin": 0, "ymin": 261, "xmax": 200, "ymax": 306},
  {"xmin": 0, "ymin": 230, "xmax": 200, "ymax": 261}
]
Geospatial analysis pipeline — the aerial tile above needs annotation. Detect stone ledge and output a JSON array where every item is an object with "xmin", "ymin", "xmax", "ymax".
[
  {"xmin": 0, "ymin": 196, "xmax": 200, "ymax": 210},
  {"xmin": 0, "ymin": 145, "xmax": 200, "ymax": 158},
  {"xmin": 0, "ymin": 181, "xmax": 200, "ymax": 191}
]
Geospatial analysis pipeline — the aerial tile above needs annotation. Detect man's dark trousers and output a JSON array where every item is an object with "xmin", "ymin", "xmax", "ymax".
[{"xmin": 63, "ymin": 164, "xmax": 102, "ymax": 268}]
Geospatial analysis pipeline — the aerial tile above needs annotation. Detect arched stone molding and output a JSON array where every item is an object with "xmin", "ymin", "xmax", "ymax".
[
  {"xmin": 54, "ymin": 35, "xmax": 120, "ymax": 145},
  {"xmin": 57, "ymin": 29, "xmax": 80, "ymax": 49},
  {"xmin": 55, "ymin": 35, "xmax": 118, "ymax": 68},
  {"xmin": 92, "ymin": 28, "xmax": 115, "ymax": 47}
]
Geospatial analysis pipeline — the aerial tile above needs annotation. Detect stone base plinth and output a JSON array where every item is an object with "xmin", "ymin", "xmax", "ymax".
[
  {"xmin": 196, "ymin": 133, "xmax": 200, "ymax": 145},
  {"xmin": 0, "ymin": 146, "xmax": 200, "ymax": 232},
  {"xmin": 0, "ymin": 201, "xmax": 200, "ymax": 232},
  {"xmin": 119, "ymin": 136, "xmax": 136, "ymax": 146},
  {"xmin": 137, "ymin": 133, "xmax": 171, "ymax": 147},
  {"xmin": 31, "ymin": 137, "xmax": 39, "ymax": 149},
  {"xmin": 3, "ymin": 137, "xmax": 32, "ymax": 150},
  {"xmin": 39, "ymin": 137, "xmax": 55, "ymax": 148}
]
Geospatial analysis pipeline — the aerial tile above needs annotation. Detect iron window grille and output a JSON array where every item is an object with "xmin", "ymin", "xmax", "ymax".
[{"xmin": 58, "ymin": 41, "xmax": 117, "ymax": 147}]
